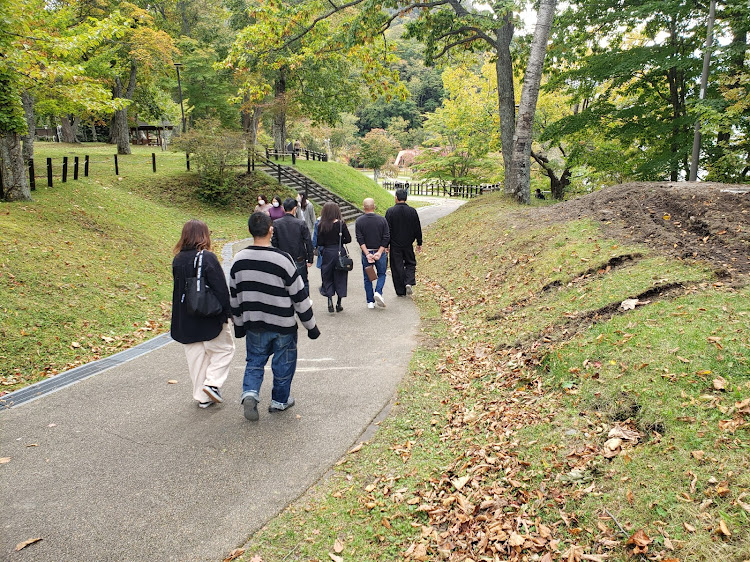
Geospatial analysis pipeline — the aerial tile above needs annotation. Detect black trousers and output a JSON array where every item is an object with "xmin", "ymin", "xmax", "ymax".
[{"xmin": 389, "ymin": 244, "xmax": 416, "ymax": 296}]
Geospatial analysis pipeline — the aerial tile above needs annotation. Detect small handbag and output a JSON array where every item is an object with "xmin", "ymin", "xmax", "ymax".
[
  {"xmin": 334, "ymin": 221, "xmax": 354, "ymax": 271},
  {"xmin": 184, "ymin": 250, "xmax": 224, "ymax": 317},
  {"xmin": 365, "ymin": 264, "xmax": 377, "ymax": 281}
]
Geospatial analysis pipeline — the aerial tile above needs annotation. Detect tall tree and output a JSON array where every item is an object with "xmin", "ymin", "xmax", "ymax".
[{"xmin": 509, "ymin": 0, "xmax": 556, "ymax": 203}]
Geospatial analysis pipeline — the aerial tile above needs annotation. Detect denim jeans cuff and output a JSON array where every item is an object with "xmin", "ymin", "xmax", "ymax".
[{"xmin": 241, "ymin": 390, "xmax": 260, "ymax": 403}]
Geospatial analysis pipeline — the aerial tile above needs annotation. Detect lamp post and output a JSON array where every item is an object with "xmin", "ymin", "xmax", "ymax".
[{"xmin": 174, "ymin": 63, "xmax": 186, "ymax": 134}]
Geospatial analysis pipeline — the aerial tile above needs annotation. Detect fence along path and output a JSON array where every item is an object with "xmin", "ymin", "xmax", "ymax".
[{"xmin": 382, "ymin": 180, "xmax": 501, "ymax": 198}]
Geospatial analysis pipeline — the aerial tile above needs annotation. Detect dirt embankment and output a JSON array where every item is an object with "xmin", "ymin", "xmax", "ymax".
[{"xmin": 534, "ymin": 182, "xmax": 750, "ymax": 280}]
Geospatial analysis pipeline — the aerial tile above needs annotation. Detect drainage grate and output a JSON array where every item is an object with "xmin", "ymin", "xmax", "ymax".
[{"xmin": 0, "ymin": 333, "xmax": 174, "ymax": 411}]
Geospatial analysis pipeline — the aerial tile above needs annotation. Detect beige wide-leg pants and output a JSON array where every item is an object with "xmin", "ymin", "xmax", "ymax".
[{"xmin": 182, "ymin": 321, "xmax": 235, "ymax": 402}]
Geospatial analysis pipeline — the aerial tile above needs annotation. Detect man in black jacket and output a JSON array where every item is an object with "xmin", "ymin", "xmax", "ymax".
[
  {"xmin": 385, "ymin": 188, "xmax": 422, "ymax": 297},
  {"xmin": 272, "ymin": 198, "xmax": 314, "ymax": 292}
]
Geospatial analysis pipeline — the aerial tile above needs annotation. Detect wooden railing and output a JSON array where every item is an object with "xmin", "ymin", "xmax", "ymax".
[
  {"xmin": 265, "ymin": 147, "xmax": 328, "ymax": 163},
  {"xmin": 382, "ymin": 181, "xmax": 500, "ymax": 199}
]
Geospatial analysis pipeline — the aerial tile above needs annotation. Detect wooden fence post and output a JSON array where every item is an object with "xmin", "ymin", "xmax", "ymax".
[
  {"xmin": 74, "ymin": 157, "xmax": 79, "ymax": 180},
  {"xmin": 29, "ymin": 159, "xmax": 35, "ymax": 191},
  {"xmin": 114, "ymin": 154, "xmax": 119, "ymax": 175},
  {"xmin": 186, "ymin": 152, "xmax": 190, "ymax": 171},
  {"xmin": 291, "ymin": 150, "xmax": 296, "ymax": 165},
  {"xmin": 47, "ymin": 158, "xmax": 53, "ymax": 187},
  {"xmin": 62, "ymin": 157, "xmax": 68, "ymax": 183},
  {"xmin": 277, "ymin": 163, "xmax": 281, "ymax": 183},
  {"xmin": 152, "ymin": 152, "xmax": 156, "ymax": 173},
  {"xmin": 84, "ymin": 155, "xmax": 89, "ymax": 177}
]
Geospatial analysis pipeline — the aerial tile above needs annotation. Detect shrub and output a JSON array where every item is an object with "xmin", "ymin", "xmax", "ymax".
[{"xmin": 172, "ymin": 117, "xmax": 245, "ymax": 204}]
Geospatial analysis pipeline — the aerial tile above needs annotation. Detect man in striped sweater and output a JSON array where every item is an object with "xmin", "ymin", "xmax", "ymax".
[{"xmin": 230, "ymin": 212, "xmax": 321, "ymax": 422}]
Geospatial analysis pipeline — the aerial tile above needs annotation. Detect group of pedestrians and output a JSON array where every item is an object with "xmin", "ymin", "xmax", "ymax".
[{"xmin": 169, "ymin": 187, "xmax": 421, "ymax": 422}]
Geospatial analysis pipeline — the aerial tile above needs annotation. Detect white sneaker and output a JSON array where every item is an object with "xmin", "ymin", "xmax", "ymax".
[
  {"xmin": 405, "ymin": 284, "xmax": 413, "ymax": 296},
  {"xmin": 374, "ymin": 292, "xmax": 386, "ymax": 307},
  {"xmin": 367, "ymin": 302, "xmax": 375, "ymax": 309}
]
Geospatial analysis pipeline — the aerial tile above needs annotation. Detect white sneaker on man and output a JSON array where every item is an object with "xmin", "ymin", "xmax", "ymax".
[
  {"xmin": 405, "ymin": 284, "xmax": 413, "ymax": 296},
  {"xmin": 374, "ymin": 292, "xmax": 386, "ymax": 307},
  {"xmin": 367, "ymin": 302, "xmax": 375, "ymax": 309}
]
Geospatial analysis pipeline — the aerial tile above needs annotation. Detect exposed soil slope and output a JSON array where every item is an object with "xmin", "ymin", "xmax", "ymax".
[{"xmin": 533, "ymin": 182, "xmax": 750, "ymax": 279}]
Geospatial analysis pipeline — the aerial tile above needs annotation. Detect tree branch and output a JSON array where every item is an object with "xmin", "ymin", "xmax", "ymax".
[
  {"xmin": 273, "ymin": 0, "xmax": 368, "ymax": 51},
  {"xmin": 433, "ymin": 35, "xmax": 483, "ymax": 60}
]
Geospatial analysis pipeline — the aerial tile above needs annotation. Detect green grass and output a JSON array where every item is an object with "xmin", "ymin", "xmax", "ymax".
[
  {"xmin": 237, "ymin": 190, "xmax": 749, "ymax": 561},
  {"xmin": 291, "ymin": 160, "xmax": 395, "ymax": 215},
  {"xmin": 0, "ymin": 142, "xmax": 277, "ymax": 390}
]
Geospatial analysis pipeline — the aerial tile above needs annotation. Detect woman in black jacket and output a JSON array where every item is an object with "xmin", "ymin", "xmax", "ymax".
[
  {"xmin": 171, "ymin": 220, "xmax": 235, "ymax": 408},
  {"xmin": 316, "ymin": 202, "xmax": 351, "ymax": 313}
]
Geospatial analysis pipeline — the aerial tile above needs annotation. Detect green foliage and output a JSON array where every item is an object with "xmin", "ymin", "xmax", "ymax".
[
  {"xmin": 414, "ymin": 62, "xmax": 500, "ymax": 182},
  {"xmin": 547, "ymin": 0, "xmax": 750, "ymax": 182},
  {"xmin": 172, "ymin": 118, "xmax": 245, "ymax": 204},
  {"xmin": 358, "ymin": 128, "xmax": 400, "ymax": 174}
]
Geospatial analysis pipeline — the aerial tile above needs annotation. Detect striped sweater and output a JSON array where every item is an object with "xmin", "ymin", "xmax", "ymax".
[{"xmin": 229, "ymin": 245, "xmax": 317, "ymax": 337}]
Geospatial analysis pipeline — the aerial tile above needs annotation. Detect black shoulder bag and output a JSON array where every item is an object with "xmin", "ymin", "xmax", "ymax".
[
  {"xmin": 184, "ymin": 250, "xmax": 224, "ymax": 317},
  {"xmin": 334, "ymin": 220, "xmax": 354, "ymax": 271}
]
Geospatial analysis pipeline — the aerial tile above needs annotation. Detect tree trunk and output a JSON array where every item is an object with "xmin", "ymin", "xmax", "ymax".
[
  {"xmin": 242, "ymin": 101, "xmax": 263, "ymax": 148},
  {"xmin": 21, "ymin": 91, "xmax": 35, "ymax": 163},
  {"xmin": 59, "ymin": 115, "xmax": 81, "ymax": 143},
  {"xmin": 0, "ymin": 132, "xmax": 31, "ymax": 201},
  {"xmin": 494, "ymin": 17, "xmax": 515, "ymax": 193},
  {"xmin": 510, "ymin": 0, "xmax": 557, "ymax": 204},
  {"xmin": 110, "ymin": 60, "xmax": 137, "ymax": 155},
  {"xmin": 90, "ymin": 121, "xmax": 98, "ymax": 142},
  {"xmin": 531, "ymin": 149, "xmax": 570, "ymax": 199},
  {"xmin": 272, "ymin": 70, "xmax": 287, "ymax": 153}
]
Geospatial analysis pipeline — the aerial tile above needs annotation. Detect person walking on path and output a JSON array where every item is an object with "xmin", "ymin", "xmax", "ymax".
[
  {"xmin": 255, "ymin": 194, "xmax": 271, "ymax": 215},
  {"xmin": 355, "ymin": 197, "xmax": 390, "ymax": 309},
  {"xmin": 229, "ymin": 212, "xmax": 321, "ymax": 421},
  {"xmin": 316, "ymin": 201, "xmax": 352, "ymax": 313},
  {"xmin": 269, "ymin": 195, "xmax": 285, "ymax": 220},
  {"xmin": 272, "ymin": 198, "xmax": 314, "ymax": 293},
  {"xmin": 385, "ymin": 188, "xmax": 422, "ymax": 297},
  {"xmin": 296, "ymin": 193, "xmax": 316, "ymax": 234},
  {"xmin": 170, "ymin": 220, "xmax": 235, "ymax": 408}
]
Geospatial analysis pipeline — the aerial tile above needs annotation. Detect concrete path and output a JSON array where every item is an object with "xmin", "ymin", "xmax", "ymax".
[{"xmin": 0, "ymin": 197, "xmax": 464, "ymax": 562}]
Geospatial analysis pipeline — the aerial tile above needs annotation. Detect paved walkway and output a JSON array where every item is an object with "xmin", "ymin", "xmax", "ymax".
[{"xmin": 0, "ymin": 197, "xmax": 464, "ymax": 561}]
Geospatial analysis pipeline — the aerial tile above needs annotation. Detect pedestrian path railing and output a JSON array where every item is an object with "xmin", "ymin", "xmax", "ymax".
[
  {"xmin": 382, "ymin": 180, "xmax": 501, "ymax": 199},
  {"xmin": 265, "ymin": 147, "xmax": 328, "ymax": 163}
]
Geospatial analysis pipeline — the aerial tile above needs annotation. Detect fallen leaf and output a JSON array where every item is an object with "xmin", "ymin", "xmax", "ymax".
[
  {"xmin": 716, "ymin": 520, "xmax": 731, "ymax": 537},
  {"xmin": 167, "ymin": 379, "xmax": 179, "ymax": 384},
  {"xmin": 620, "ymin": 298, "xmax": 638, "ymax": 310},
  {"xmin": 451, "ymin": 475, "xmax": 471, "ymax": 491},
  {"xmin": 712, "ymin": 376, "xmax": 727, "ymax": 391},
  {"xmin": 328, "ymin": 553, "xmax": 343, "ymax": 562},
  {"xmin": 71, "ymin": 342, "xmax": 81, "ymax": 349},
  {"xmin": 664, "ymin": 536, "xmax": 674, "ymax": 550},
  {"xmin": 0, "ymin": 457, "xmax": 10, "ymax": 464},
  {"xmin": 223, "ymin": 549, "xmax": 246, "ymax": 562},
  {"xmin": 15, "ymin": 538, "xmax": 42, "ymax": 551},
  {"xmin": 508, "ymin": 531, "xmax": 525, "ymax": 547},
  {"xmin": 410, "ymin": 543, "xmax": 428, "ymax": 560},
  {"xmin": 626, "ymin": 489, "xmax": 634, "ymax": 505},
  {"xmin": 248, "ymin": 555, "xmax": 262, "ymax": 562},
  {"xmin": 626, "ymin": 529, "xmax": 652, "ymax": 550},
  {"xmin": 683, "ymin": 522, "xmax": 696, "ymax": 532},
  {"xmin": 348, "ymin": 443, "xmax": 363, "ymax": 454},
  {"xmin": 691, "ymin": 450, "xmax": 704, "ymax": 460},
  {"xmin": 334, "ymin": 539, "xmax": 344, "ymax": 553}
]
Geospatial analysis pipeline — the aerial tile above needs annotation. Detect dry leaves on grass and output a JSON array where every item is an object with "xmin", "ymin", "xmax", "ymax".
[{"xmin": 222, "ymin": 549, "xmax": 245, "ymax": 561}]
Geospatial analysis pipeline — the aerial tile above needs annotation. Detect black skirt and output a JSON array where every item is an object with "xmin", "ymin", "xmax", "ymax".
[{"xmin": 319, "ymin": 246, "xmax": 349, "ymax": 298}]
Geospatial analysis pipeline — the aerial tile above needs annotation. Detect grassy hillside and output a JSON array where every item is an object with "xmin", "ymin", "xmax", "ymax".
[
  {"xmin": 292, "ymin": 159, "xmax": 395, "ymax": 214},
  {"xmin": 240, "ymin": 190, "xmax": 748, "ymax": 561},
  {"xmin": 0, "ymin": 143, "xmax": 280, "ymax": 391}
]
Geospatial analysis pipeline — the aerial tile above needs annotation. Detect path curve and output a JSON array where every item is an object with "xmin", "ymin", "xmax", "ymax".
[{"xmin": 0, "ymin": 198, "xmax": 464, "ymax": 562}]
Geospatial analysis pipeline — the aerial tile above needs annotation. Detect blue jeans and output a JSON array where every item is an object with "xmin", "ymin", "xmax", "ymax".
[
  {"xmin": 361, "ymin": 251, "xmax": 388, "ymax": 303},
  {"xmin": 243, "ymin": 330, "xmax": 298, "ymax": 404}
]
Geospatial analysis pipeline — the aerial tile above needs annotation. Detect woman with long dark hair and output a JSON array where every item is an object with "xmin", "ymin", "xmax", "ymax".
[
  {"xmin": 171, "ymin": 220, "xmax": 235, "ymax": 408},
  {"xmin": 296, "ymin": 193, "xmax": 315, "ymax": 234},
  {"xmin": 316, "ymin": 202, "xmax": 351, "ymax": 313}
]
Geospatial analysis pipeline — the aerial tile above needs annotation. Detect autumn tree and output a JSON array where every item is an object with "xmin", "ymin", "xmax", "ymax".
[{"xmin": 359, "ymin": 128, "xmax": 400, "ymax": 182}]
